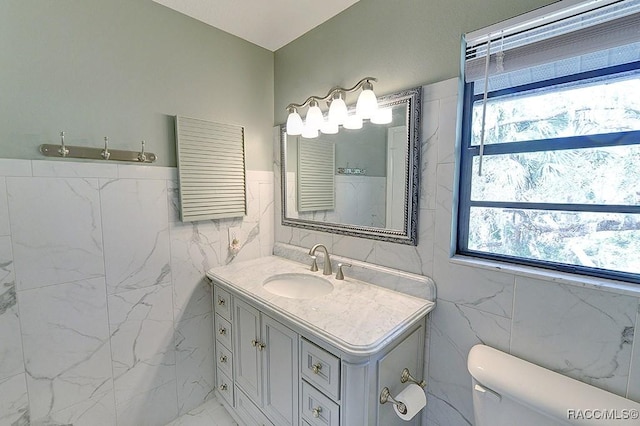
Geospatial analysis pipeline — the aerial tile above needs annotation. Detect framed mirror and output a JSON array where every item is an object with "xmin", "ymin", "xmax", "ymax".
[{"xmin": 280, "ymin": 87, "xmax": 421, "ymax": 245}]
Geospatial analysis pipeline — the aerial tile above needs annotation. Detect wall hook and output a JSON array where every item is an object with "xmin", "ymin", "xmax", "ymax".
[
  {"xmin": 40, "ymin": 133, "xmax": 156, "ymax": 163},
  {"xmin": 379, "ymin": 387, "xmax": 407, "ymax": 415},
  {"xmin": 401, "ymin": 367, "xmax": 426, "ymax": 388},
  {"xmin": 137, "ymin": 140, "xmax": 147, "ymax": 162},
  {"xmin": 58, "ymin": 131, "xmax": 69, "ymax": 157},
  {"xmin": 101, "ymin": 137, "xmax": 111, "ymax": 160}
]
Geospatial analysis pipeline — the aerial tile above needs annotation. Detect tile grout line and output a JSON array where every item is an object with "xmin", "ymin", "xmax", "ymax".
[{"xmin": 98, "ymin": 176, "xmax": 119, "ymax": 424}]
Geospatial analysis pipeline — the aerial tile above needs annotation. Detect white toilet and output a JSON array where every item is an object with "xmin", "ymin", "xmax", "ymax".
[{"xmin": 467, "ymin": 344, "xmax": 640, "ymax": 425}]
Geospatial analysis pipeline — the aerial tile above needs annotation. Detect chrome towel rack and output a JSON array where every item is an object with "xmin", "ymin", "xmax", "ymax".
[{"xmin": 39, "ymin": 132, "xmax": 156, "ymax": 163}]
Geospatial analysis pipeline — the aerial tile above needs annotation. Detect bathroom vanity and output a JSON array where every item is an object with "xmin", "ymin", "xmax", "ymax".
[{"xmin": 207, "ymin": 255, "xmax": 434, "ymax": 426}]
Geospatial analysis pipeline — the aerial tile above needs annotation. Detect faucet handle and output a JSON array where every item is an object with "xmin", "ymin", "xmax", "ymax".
[
  {"xmin": 309, "ymin": 255, "xmax": 318, "ymax": 272},
  {"xmin": 335, "ymin": 263, "xmax": 351, "ymax": 280}
]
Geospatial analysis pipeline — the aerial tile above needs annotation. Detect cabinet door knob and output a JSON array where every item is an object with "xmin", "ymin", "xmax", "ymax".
[
  {"xmin": 217, "ymin": 297, "xmax": 226, "ymax": 306},
  {"xmin": 257, "ymin": 342, "xmax": 266, "ymax": 351},
  {"xmin": 312, "ymin": 406, "xmax": 322, "ymax": 418},
  {"xmin": 218, "ymin": 327, "xmax": 226, "ymax": 335},
  {"xmin": 219, "ymin": 383, "xmax": 228, "ymax": 391},
  {"xmin": 251, "ymin": 339, "xmax": 259, "ymax": 347},
  {"xmin": 219, "ymin": 355, "xmax": 227, "ymax": 363},
  {"xmin": 312, "ymin": 363, "xmax": 323, "ymax": 374}
]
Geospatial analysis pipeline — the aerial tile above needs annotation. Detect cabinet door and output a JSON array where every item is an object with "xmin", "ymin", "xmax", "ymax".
[
  {"xmin": 234, "ymin": 299, "xmax": 262, "ymax": 404},
  {"xmin": 262, "ymin": 314, "xmax": 299, "ymax": 426},
  {"xmin": 377, "ymin": 326, "xmax": 424, "ymax": 426}
]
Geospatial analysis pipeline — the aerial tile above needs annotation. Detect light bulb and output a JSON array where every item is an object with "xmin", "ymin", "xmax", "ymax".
[
  {"xmin": 343, "ymin": 114, "xmax": 363, "ymax": 130},
  {"xmin": 321, "ymin": 121, "xmax": 339, "ymax": 135},
  {"xmin": 305, "ymin": 99, "xmax": 324, "ymax": 131},
  {"xmin": 328, "ymin": 92, "xmax": 348, "ymax": 125},
  {"xmin": 371, "ymin": 107, "xmax": 392, "ymax": 124},
  {"xmin": 286, "ymin": 108, "xmax": 303, "ymax": 135},
  {"xmin": 356, "ymin": 81, "xmax": 378, "ymax": 119},
  {"xmin": 301, "ymin": 124, "xmax": 319, "ymax": 139}
]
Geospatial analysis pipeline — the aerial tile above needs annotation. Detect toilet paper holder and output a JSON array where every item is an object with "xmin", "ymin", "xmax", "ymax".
[
  {"xmin": 401, "ymin": 367, "xmax": 426, "ymax": 388},
  {"xmin": 379, "ymin": 387, "xmax": 408, "ymax": 415},
  {"xmin": 379, "ymin": 367, "xmax": 427, "ymax": 413}
]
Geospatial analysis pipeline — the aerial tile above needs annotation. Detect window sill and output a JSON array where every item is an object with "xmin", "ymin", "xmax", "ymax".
[{"xmin": 450, "ymin": 255, "xmax": 640, "ymax": 298}]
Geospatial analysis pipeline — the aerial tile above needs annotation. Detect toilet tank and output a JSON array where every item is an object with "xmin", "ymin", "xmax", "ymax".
[{"xmin": 467, "ymin": 345, "xmax": 640, "ymax": 426}]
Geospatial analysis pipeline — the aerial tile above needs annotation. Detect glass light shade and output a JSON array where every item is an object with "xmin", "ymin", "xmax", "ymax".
[
  {"xmin": 343, "ymin": 114, "xmax": 363, "ymax": 130},
  {"xmin": 328, "ymin": 97, "xmax": 348, "ymax": 125},
  {"xmin": 286, "ymin": 110, "xmax": 304, "ymax": 135},
  {"xmin": 301, "ymin": 124, "xmax": 319, "ymax": 139},
  {"xmin": 371, "ymin": 107, "xmax": 392, "ymax": 124},
  {"xmin": 321, "ymin": 121, "xmax": 339, "ymax": 134},
  {"xmin": 356, "ymin": 89, "xmax": 378, "ymax": 119},
  {"xmin": 305, "ymin": 102, "xmax": 324, "ymax": 131}
]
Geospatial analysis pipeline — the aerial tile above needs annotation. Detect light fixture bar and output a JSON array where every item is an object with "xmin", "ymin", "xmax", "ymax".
[
  {"xmin": 285, "ymin": 77, "xmax": 379, "ymax": 137},
  {"xmin": 285, "ymin": 77, "xmax": 378, "ymax": 111}
]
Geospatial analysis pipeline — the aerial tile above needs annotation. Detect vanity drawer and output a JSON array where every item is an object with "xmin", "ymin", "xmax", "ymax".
[
  {"xmin": 215, "ymin": 314, "xmax": 233, "ymax": 351},
  {"xmin": 216, "ymin": 368, "xmax": 234, "ymax": 408},
  {"xmin": 216, "ymin": 341, "xmax": 233, "ymax": 378},
  {"xmin": 301, "ymin": 339, "xmax": 341, "ymax": 400},
  {"xmin": 235, "ymin": 386, "xmax": 275, "ymax": 426},
  {"xmin": 301, "ymin": 380, "xmax": 340, "ymax": 426},
  {"xmin": 214, "ymin": 285, "xmax": 232, "ymax": 321}
]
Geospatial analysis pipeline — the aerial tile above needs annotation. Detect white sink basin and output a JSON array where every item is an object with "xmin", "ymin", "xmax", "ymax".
[{"xmin": 263, "ymin": 273, "xmax": 333, "ymax": 299}]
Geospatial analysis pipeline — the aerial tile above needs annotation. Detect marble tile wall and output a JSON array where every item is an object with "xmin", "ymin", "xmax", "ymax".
[
  {"xmin": 0, "ymin": 159, "xmax": 273, "ymax": 426},
  {"xmin": 273, "ymin": 79, "xmax": 640, "ymax": 425}
]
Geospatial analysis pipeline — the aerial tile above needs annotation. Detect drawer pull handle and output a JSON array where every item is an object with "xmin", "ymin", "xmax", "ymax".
[
  {"xmin": 218, "ymin": 327, "xmax": 227, "ymax": 335},
  {"xmin": 219, "ymin": 355, "xmax": 227, "ymax": 363},
  {"xmin": 217, "ymin": 297, "xmax": 226, "ymax": 306},
  {"xmin": 312, "ymin": 406, "xmax": 322, "ymax": 418},
  {"xmin": 312, "ymin": 363, "xmax": 323, "ymax": 374},
  {"xmin": 219, "ymin": 383, "xmax": 228, "ymax": 391}
]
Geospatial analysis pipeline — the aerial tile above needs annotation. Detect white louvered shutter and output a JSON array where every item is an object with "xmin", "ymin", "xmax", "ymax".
[
  {"xmin": 176, "ymin": 116, "xmax": 246, "ymax": 221},
  {"xmin": 297, "ymin": 138, "xmax": 335, "ymax": 212}
]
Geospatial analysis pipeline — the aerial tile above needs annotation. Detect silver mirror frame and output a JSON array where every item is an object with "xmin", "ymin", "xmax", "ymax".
[{"xmin": 280, "ymin": 87, "xmax": 421, "ymax": 245}]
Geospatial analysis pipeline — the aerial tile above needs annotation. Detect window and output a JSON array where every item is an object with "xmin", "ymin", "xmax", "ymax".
[{"xmin": 458, "ymin": 0, "xmax": 640, "ymax": 283}]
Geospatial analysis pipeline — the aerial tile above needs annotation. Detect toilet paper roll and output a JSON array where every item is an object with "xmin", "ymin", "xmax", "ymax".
[{"xmin": 393, "ymin": 384, "xmax": 427, "ymax": 421}]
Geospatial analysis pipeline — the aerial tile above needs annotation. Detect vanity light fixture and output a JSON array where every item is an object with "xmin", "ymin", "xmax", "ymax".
[
  {"xmin": 371, "ymin": 107, "xmax": 393, "ymax": 125},
  {"xmin": 320, "ymin": 120, "xmax": 339, "ymax": 135},
  {"xmin": 285, "ymin": 107, "xmax": 304, "ymax": 135},
  {"xmin": 285, "ymin": 77, "xmax": 379, "ymax": 138},
  {"xmin": 355, "ymin": 79, "xmax": 378, "ymax": 119},
  {"xmin": 301, "ymin": 124, "xmax": 319, "ymax": 139},
  {"xmin": 328, "ymin": 91, "xmax": 348, "ymax": 125},
  {"xmin": 343, "ymin": 114, "xmax": 363, "ymax": 130},
  {"xmin": 305, "ymin": 99, "xmax": 325, "ymax": 131}
]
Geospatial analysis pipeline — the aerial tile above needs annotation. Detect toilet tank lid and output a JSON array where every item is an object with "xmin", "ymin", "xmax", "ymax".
[{"xmin": 467, "ymin": 345, "xmax": 640, "ymax": 423}]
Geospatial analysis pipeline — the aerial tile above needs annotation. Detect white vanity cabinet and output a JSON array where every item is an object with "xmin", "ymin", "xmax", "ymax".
[
  {"xmin": 213, "ymin": 286, "xmax": 234, "ymax": 408},
  {"xmin": 209, "ymin": 256, "xmax": 434, "ymax": 426},
  {"xmin": 234, "ymin": 298, "xmax": 299, "ymax": 426},
  {"xmin": 213, "ymin": 285, "xmax": 428, "ymax": 426}
]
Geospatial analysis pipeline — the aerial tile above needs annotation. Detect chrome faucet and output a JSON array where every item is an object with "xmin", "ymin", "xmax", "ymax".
[
  {"xmin": 335, "ymin": 263, "xmax": 351, "ymax": 280},
  {"xmin": 308, "ymin": 244, "xmax": 332, "ymax": 275}
]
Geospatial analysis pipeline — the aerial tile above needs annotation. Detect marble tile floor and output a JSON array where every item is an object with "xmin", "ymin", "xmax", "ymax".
[{"xmin": 165, "ymin": 397, "xmax": 237, "ymax": 426}]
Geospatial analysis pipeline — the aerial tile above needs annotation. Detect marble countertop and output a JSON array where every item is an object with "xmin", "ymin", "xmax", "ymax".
[{"xmin": 206, "ymin": 256, "xmax": 434, "ymax": 356}]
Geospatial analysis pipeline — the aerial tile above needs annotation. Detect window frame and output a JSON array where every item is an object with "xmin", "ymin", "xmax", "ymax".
[{"xmin": 457, "ymin": 60, "xmax": 640, "ymax": 284}]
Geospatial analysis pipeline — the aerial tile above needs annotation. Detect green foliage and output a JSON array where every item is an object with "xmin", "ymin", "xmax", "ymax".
[{"xmin": 468, "ymin": 74, "xmax": 640, "ymax": 275}]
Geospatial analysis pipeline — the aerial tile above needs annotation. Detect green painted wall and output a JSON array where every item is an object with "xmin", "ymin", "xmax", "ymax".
[
  {"xmin": 274, "ymin": 0, "xmax": 556, "ymax": 124},
  {"xmin": 0, "ymin": 0, "xmax": 274, "ymax": 170},
  {"xmin": 1, "ymin": 0, "xmax": 558, "ymax": 169}
]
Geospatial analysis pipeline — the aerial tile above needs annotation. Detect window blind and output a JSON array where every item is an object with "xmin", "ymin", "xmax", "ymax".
[
  {"xmin": 464, "ymin": 0, "xmax": 640, "ymax": 87},
  {"xmin": 175, "ymin": 116, "xmax": 246, "ymax": 222},
  {"xmin": 297, "ymin": 138, "xmax": 335, "ymax": 213}
]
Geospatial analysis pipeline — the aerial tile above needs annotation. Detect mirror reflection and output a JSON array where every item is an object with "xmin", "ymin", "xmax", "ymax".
[{"xmin": 281, "ymin": 87, "xmax": 421, "ymax": 245}]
